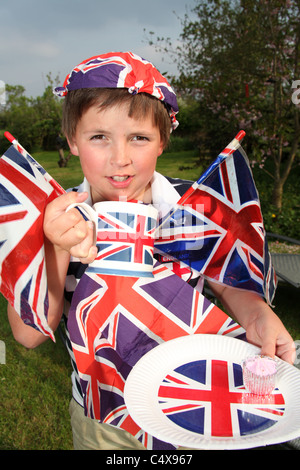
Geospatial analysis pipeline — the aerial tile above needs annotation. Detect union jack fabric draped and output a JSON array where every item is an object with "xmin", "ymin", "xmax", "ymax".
[
  {"xmin": 0, "ymin": 142, "xmax": 63, "ymax": 339},
  {"xmin": 67, "ymin": 261, "xmax": 246, "ymax": 449},
  {"xmin": 53, "ymin": 51, "xmax": 179, "ymax": 130},
  {"xmin": 155, "ymin": 137, "xmax": 277, "ymax": 305},
  {"xmin": 159, "ymin": 358, "xmax": 285, "ymax": 439}
]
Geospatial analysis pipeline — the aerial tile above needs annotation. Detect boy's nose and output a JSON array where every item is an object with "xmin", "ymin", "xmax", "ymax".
[{"xmin": 110, "ymin": 143, "xmax": 131, "ymax": 166}]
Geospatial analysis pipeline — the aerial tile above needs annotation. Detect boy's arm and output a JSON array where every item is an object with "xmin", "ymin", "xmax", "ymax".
[
  {"xmin": 208, "ymin": 280, "xmax": 296, "ymax": 364},
  {"xmin": 7, "ymin": 237, "xmax": 70, "ymax": 348}
]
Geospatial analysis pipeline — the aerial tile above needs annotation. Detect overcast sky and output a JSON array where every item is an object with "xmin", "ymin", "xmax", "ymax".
[{"xmin": 0, "ymin": 0, "xmax": 196, "ymax": 98}]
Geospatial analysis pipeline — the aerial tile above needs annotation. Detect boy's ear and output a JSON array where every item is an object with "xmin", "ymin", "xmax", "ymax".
[
  {"xmin": 67, "ymin": 137, "xmax": 79, "ymax": 156},
  {"xmin": 158, "ymin": 140, "xmax": 164, "ymax": 157}
]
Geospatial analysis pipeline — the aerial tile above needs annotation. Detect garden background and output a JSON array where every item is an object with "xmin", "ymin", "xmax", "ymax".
[{"xmin": 0, "ymin": 0, "xmax": 299, "ymax": 450}]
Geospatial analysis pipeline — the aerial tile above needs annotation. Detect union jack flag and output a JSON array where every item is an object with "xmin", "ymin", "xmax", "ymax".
[
  {"xmin": 0, "ymin": 141, "xmax": 63, "ymax": 339},
  {"xmin": 155, "ymin": 136, "xmax": 276, "ymax": 304},
  {"xmin": 67, "ymin": 262, "xmax": 246, "ymax": 449},
  {"xmin": 89, "ymin": 205, "xmax": 157, "ymax": 277},
  {"xmin": 158, "ymin": 358, "xmax": 285, "ymax": 440}
]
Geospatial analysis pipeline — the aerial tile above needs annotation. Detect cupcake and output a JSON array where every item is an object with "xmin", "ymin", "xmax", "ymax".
[{"xmin": 241, "ymin": 355, "xmax": 277, "ymax": 395}]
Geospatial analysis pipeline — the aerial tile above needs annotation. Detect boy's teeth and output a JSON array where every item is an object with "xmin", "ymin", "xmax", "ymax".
[{"xmin": 112, "ymin": 176, "xmax": 129, "ymax": 181}]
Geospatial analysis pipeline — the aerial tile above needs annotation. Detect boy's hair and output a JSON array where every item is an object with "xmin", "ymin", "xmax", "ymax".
[{"xmin": 62, "ymin": 87, "xmax": 172, "ymax": 149}]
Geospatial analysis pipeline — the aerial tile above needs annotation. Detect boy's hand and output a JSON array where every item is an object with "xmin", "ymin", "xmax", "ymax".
[
  {"xmin": 44, "ymin": 191, "xmax": 98, "ymax": 264},
  {"xmin": 245, "ymin": 308, "xmax": 296, "ymax": 365},
  {"xmin": 208, "ymin": 281, "xmax": 296, "ymax": 364}
]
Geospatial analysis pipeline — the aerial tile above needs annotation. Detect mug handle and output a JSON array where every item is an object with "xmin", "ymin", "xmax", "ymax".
[{"xmin": 66, "ymin": 202, "xmax": 97, "ymax": 223}]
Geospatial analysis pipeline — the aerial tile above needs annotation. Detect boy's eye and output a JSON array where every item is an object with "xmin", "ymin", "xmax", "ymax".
[
  {"xmin": 90, "ymin": 134, "xmax": 105, "ymax": 140},
  {"xmin": 133, "ymin": 136, "xmax": 149, "ymax": 141}
]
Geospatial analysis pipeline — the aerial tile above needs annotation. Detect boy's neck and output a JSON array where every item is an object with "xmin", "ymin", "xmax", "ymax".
[{"xmin": 141, "ymin": 183, "xmax": 152, "ymax": 204}]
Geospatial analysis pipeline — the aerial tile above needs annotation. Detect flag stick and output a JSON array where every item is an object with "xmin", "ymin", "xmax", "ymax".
[{"xmin": 4, "ymin": 131, "xmax": 65, "ymax": 196}]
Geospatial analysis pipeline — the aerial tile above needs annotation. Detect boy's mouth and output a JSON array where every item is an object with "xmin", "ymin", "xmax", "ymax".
[
  {"xmin": 111, "ymin": 175, "xmax": 131, "ymax": 182},
  {"xmin": 108, "ymin": 175, "xmax": 133, "ymax": 188}
]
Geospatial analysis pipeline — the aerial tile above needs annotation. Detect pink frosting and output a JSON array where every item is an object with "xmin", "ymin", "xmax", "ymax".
[{"xmin": 245, "ymin": 356, "xmax": 276, "ymax": 376}]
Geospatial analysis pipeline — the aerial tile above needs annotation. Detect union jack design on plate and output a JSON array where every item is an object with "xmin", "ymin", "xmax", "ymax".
[{"xmin": 158, "ymin": 359, "xmax": 285, "ymax": 438}]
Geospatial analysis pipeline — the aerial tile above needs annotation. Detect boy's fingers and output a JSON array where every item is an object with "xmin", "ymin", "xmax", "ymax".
[
  {"xmin": 47, "ymin": 191, "xmax": 88, "ymax": 217},
  {"xmin": 45, "ymin": 209, "xmax": 85, "ymax": 244},
  {"xmin": 260, "ymin": 340, "xmax": 276, "ymax": 360},
  {"xmin": 260, "ymin": 329, "xmax": 296, "ymax": 365},
  {"xmin": 44, "ymin": 190, "xmax": 97, "ymax": 256},
  {"xmin": 71, "ymin": 245, "xmax": 98, "ymax": 265},
  {"xmin": 44, "ymin": 192, "xmax": 90, "ymax": 246},
  {"xmin": 277, "ymin": 346, "xmax": 296, "ymax": 365},
  {"xmin": 58, "ymin": 220, "xmax": 88, "ymax": 249},
  {"xmin": 83, "ymin": 245, "xmax": 98, "ymax": 264},
  {"xmin": 62, "ymin": 190, "xmax": 88, "ymax": 206},
  {"xmin": 70, "ymin": 221, "xmax": 97, "ymax": 262}
]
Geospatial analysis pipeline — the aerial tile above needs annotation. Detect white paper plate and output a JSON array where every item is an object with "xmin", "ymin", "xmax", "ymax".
[{"xmin": 124, "ymin": 334, "xmax": 300, "ymax": 449}]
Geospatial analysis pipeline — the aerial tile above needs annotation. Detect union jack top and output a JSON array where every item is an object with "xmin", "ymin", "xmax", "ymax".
[
  {"xmin": 64, "ymin": 173, "xmax": 246, "ymax": 450},
  {"xmin": 64, "ymin": 173, "xmax": 206, "ymax": 414}
]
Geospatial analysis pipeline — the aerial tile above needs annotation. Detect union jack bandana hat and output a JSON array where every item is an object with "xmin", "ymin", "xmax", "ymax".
[{"xmin": 54, "ymin": 51, "xmax": 179, "ymax": 130}]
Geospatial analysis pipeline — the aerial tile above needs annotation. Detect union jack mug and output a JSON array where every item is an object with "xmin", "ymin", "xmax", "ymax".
[{"xmin": 67, "ymin": 200, "xmax": 158, "ymax": 277}]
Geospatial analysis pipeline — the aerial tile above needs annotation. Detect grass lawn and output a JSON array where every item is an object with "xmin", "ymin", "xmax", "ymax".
[
  {"xmin": 0, "ymin": 295, "xmax": 73, "ymax": 450},
  {"xmin": 0, "ymin": 148, "xmax": 299, "ymax": 450}
]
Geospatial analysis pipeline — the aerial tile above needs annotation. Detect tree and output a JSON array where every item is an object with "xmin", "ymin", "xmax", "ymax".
[
  {"xmin": 149, "ymin": 0, "xmax": 300, "ymax": 210},
  {"xmin": 0, "ymin": 74, "xmax": 62, "ymax": 153},
  {"xmin": 0, "ymin": 84, "xmax": 37, "ymax": 152},
  {"xmin": 237, "ymin": 0, "xmax": 300, "ymax": 210}
]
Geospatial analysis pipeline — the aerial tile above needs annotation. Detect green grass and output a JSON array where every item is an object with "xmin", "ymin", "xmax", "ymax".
[
  {"xmin": 34, "ymin": 150, "xmax": 84, "ymax": 190},
  {"xmin": 0, "ymin": 148, "xmax": 299, "ymax": 450},
  {"xmin": 0, "ymin": 296, "xmax": 73, "ymax": 450},
  {"xmin": 156, "ymin": 149, "xmax": 201, "ymax": 181}
]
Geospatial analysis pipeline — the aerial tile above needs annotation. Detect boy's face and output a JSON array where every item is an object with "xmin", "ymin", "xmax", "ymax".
[{"xmin": 68, "ymin": 102, "xmax": 164, "ymax": 203}]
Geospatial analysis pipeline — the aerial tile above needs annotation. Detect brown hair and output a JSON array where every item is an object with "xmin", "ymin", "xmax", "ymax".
[{"xmin": 62, "ymin": 88, "xmax": 172, "ymax": 149}]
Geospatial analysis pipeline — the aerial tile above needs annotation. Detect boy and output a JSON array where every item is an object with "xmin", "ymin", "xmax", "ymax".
[{"xmin": 7, "ymin": 52, "xmax": 295, "ymax": 449}]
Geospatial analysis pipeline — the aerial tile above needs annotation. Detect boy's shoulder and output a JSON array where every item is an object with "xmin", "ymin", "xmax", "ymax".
[{"xmin": 163, "ymin": 175, "xmax": 193, "ymax": 197}]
